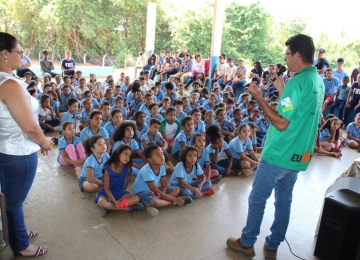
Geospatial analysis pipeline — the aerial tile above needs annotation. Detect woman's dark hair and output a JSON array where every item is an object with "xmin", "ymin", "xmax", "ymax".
[
  {"xmin": 40, "ymin": 94, "xmax": 51, "ymax": 104},
  {"xmin": 191, "ymin": 132, "xmax": 205, "ymax": 145},
  {"xmin": 0, "ymin": 33, "xmax": 17, "ymax": 53},
  {"xmin": 276, "ymin": 63, "xmax": 282, "ymax": 69},
  {"xmin": 285, "ymin": 34, "xmax": 315, "ymax": 64},
  {"xmin": 253, "ymin": 61, "xmax": 263, "ymax": 74},
  {"xmin": 113, "ymin": 121, "xmax": 137, "ymax": 142},
  {"xmin": 181, "ymin": 116, "xmax": 193, "ymax": 127},
  {"xmin": 320, "ymin": 117, "xmax": 341, "ymax": 141},
  {"xmin": 106, "ymin": 144, "xmax": 133, "ymax": 175},
  {"xmin": 89, "ymin": 110, "xmax": 102, "ymax": 120},
  {"xmin": 83, "ymin": 135, "xmax": 105, "ymax": 157},
  {"xmin": 206, "ymin": 125, "xmax": 223, "ymax": 144},
  {"xmin": 27, "ymin": 80, "xmax": 37, "ymax": 88},
  {"xmin": 179, "ymin": 145, "xmax": 198, "ymax": 170},
  {"xmin": 62, "ymin": 121, "xmax": 74, "ymax": 131}
]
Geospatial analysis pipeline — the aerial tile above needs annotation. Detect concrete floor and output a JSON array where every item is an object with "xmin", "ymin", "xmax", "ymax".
[{"xmin": 0, "ymin": 142, "xmax": 358, "ymax": 260}]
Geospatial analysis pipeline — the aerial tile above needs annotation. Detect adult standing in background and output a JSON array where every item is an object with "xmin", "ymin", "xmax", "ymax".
[
  {"xmin": 350, "ymin": 60, "xmax": 360, "ymax": 84},
  {"xmin": 231, "ymin": 59, "xmax": 247, "ymax": 96},
  {"xmin": 179, "ymin": 46, "xmax": 188, "ymax": 59},
  {"xmin": 40, "ymin": 50, "xmax": 60, "ymax": 78},
  {"xmin": 16, "ymin": 53, "xmax": 36, "ymax": 77},
  {"xmin": 0, "ymin": 32, "xmax": 53, "ymax": 257},
  {"xmin": 136, "ymin": 52, "xmax": 146, "ymax": 76},
  {"xmin": 227, "ymin": 34, "xmax": 324, "ymax": 259},
  {"xmin": 61, "ymin": 50, "xmax": 76, "ymax": 76},
  {"xmin": 313, "ymin": 48, "xmax": 329, "ymax": 78},
  {"xmin": 332, "ymin": 58, "xmax": 348, "ymax": 82}
]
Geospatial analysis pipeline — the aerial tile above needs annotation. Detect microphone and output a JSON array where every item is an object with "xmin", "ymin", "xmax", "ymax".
[{"xmin": 263, "ymin": 65, "xmax": 287, "ymax": 91}]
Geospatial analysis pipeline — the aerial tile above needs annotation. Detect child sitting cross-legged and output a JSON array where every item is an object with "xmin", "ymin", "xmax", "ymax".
[
  {"xmin": 170, "ymin": 145, "xmax": 215, "ymax": 199},
  {"xmin": 132, "ymin": 145, "xmax": 192, "ymax": 217},
  {"xmin": 95, "ymin": 145, "xmax": 144, "ymax": 217}
]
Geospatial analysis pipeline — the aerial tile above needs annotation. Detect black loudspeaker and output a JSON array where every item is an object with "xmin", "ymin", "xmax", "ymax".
[{"xmin": 314, "ymin": 189, "xmax": 360, "ymax": 260}]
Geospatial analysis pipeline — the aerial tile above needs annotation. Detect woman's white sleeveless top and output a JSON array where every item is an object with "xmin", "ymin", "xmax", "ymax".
[{"xmin": 0, "ymin": 72, "xmax": 40, "ymax": 155}]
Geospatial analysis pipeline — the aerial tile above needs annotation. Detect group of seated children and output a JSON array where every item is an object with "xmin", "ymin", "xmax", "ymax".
[{"xmin": 33, "ymin": 68, "xmax": 352, "ymax": 217}]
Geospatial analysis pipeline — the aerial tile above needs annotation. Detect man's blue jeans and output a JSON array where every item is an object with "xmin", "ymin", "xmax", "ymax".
[
  {"xmin": 0, "ymin": 152, "xmax": 38, "ymax": 252},
  {"xmin": 240, "ymin": 159, "xmax": 299, "ymax": 251}
]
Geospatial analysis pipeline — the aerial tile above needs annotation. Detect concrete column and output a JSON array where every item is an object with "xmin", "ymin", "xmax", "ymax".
[
  {"xmin": 145, "ymin": 2, "xmax": 157, "ymax": 54},
  {"xmin": 208, "ymin": 0, "xmax": 225, "ymax": 90}
]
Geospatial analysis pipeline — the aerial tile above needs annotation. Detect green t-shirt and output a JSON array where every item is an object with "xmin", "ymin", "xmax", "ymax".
[
  {"xmin": 262, "ymin": 66, "xmax": 325, "ymax": 171},
  {"xmin": 159, "ymin": 118, "xmax": 181, "ymax": 139}
]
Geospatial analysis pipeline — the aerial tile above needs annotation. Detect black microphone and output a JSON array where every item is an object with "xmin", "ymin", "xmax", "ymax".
[{"xmin": 263, "ymin": 65, "xmax": 287, "ymax": 91}]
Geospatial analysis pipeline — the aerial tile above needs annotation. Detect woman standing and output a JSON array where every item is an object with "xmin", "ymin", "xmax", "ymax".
[
  {"xmin": 0, "ymin": 32, "xmax": 53, "ymax": 257},
  {"xmin": 61, "ymin": 50, "xmax": 76, "ymax": 76}
]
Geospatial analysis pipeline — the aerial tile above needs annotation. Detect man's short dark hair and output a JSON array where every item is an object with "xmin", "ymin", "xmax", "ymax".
[{"xmin": 285, "ymin": 34, "xmax": 315, "ymax": 64}]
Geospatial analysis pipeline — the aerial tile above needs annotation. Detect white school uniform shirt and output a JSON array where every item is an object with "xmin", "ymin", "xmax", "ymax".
[
  {"xmin": 215, "ymin": 63, "xmax": 228, "ymax": 77},
  {"xmin": 225, "ymin": 65, "xmax": 237, "ymax": 81}
]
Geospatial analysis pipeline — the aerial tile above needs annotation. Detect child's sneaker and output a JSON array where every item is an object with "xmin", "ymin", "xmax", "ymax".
[
  {"xmin": 203, "ymin": 188, "xmax": 215, "ymax": 196},
  {"xmin": 241, "ymin": 168, "xmax": 253, "ymax": 176},
  {"xmin": 101, "ymin": 208, "xmax": 111, "ymax": 217},
  {"xmin": 182, "ymin": 196, "xmax": 193, "ymax": 204},
  {"xmin": 75, "ymin": 167, "xmax": 81, "ymax": 179},
  {"xmin": 146, "ymin": 206, "xmax": 159, "ymax": 217},
  {"xmin": 128, "ymin": 203, "xmax": 144, "ymax": 213}
]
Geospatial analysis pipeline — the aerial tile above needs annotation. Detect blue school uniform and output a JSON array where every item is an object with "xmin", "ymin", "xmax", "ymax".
[
  {"xmin": 141, "ymin": 132, "xmax": 163, "ymax": 151},
  {"xmin": 240, "ymin": 117, "xmax": 257, "ymax": 124},
  {"xmin": 238, "ymin": 103, "xmax": 246, "ymax": 110},
  {"xmin": 136, "ymin": 123, "xmax": 149, "ymax": 142},
  {"xmin": 94, "ymin": 165, "xmax": 130, "ymax": 203},
  {"xmin": 202, "ymin": 100, "xmax": 215, "ymax": 111},
  {"xmin": 189, "ymin": 103, "xmax": 200, "ymax": 110},
  {"xmin": 176, "ymin": 111, "xmax": 187, "ymax": 123},
  {"xmin": 158, "ymin": 106, "xmax": 167, "ymax": 118},
  {"xmin": 52, "ymin": 100, "xmax": 59, "ymax": 113},
  {"xmin": 230, "ymin": 118, "xmax": 242, "ymax": 128},
  {"xmin": 226, "ymin": 109, "xmax": 233, "ymax": 120},
  {"xmin": 101, "ymin": 116, "xmax": 111, "ymax": 127},
  {"xmin": 61, "ymin": 111, "xmax": 78, "ymax": 125},
  {"xmin": 126, "ymin": 91, "xmax": 135, "ymax": 107},
  {"xmin": 80, "ymin": 126, "xmax": 109, "ymax": 142},
  {"xmin": 206, "ymin": 141, "xmax": 229, "ymax": 158},
  {"xmin": 172, "ymin": 130, "xmax": 193, "ymax": 155},
  {"xmin": 80, "ymin": 153, "xmax": 110, "ymax": 179},
  {"xmin": 139, "ymin": 104, "xmax": 151, "ymax": 116},
  {"xmin": 197, "ymin": 148, "xmax": 210, "ymax": 168},
  {"xmin": 165, "ymin": 91, "xmax": 178, "ymax": 101},
  {"xmin": 130, "ymin": 99, "xmax": 144, "ymax": 114},
  {"xmin": 193, "ymin": 120, "xmax": 206, "ymax": 133},
  {"xmin": 319, "ymin": 128, "xmax": 331, "ymax": 142},
  {"xmin": 170, "ymin": 162, "xmax": 203, "ymax": 186},
  {"xmin": 59, "ymin": 83, "xmax": 75, "ymax": 92},
  {"xmin": 156, "ymin": 90, "xmax": 164, "ymax": 103},
  {"xmin": 80, "ymin": 109, "xmax": 91, "ymax": 124},
  {"xmin": 184, "ymin": 106, "xmax": 192, "ymax": 115},
  {"xmin": 80, "ymin": 98, "xmax": 99, "ymax": 109},
  {"xmin": 60, "ymin": 92, "xmax": 77, "ymax": 108},
  {"xmin": 229, "ymin": 136, "xmax": 253, "ymax": 160},
  {"xmin": 255, "ymin": 118, "xmax": 270, "ymax": 134},
  {"xmin": 57, "ymin": 135, "xmax": 82, "ymax": 164},
  {"xmin": 101, "ymin": 97, "xmax": 115, "ymax": 106},
  {"xmin": 213, "ymin": 119, "xmax": 232, "ymax": 128},
  {"xmin": 145, "ymin": 114, "xmax": 163, "ymax": 125},
  {"xmin": 132, "ymin": 163, "xmax": 167, "ymax": 194},
  {"xmin": 112, "ymin": 138, "xmax": 139, "ymax": 153},
  {"xmin": 104, "ymin": 121, "xmax": 116, "ymax": 142}
]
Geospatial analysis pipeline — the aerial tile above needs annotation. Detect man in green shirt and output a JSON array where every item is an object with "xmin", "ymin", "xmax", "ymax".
[{"xmin": 227, "ymin": 34, "xmax": 325, "ymax": 259}]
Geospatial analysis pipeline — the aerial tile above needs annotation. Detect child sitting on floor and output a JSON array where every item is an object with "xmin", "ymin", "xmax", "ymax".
[
  {"xmin": 132, "ymin": 145, "xmax": 191, "ymax": 217},
  {"xmin": 170, "ymin": 145, "xmax": 215, "ymax": 199},
  {"xmin": 95, "ymin": 145, "xmax": 144, "ymax": 217}
]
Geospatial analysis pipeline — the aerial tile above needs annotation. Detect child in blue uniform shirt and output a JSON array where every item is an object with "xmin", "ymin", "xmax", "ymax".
[
  {"xmin": 59, "ymin": 84, "xmax": 77, "ymax": 112},
  {"xmin": 101, "ymin": 102, "xmax": 111, "ymax": 127},
  {"xmin": 145, "ymin": 103, "xmax": 163, "ymax": 124},
  {"xmin": 79, "ymin": 135, "xmax": 110, "ymax": 193},
  {"xmin": 170, "ymin": 145, "xmax": 214, "ymax": 199},
  {"xmin": 139, "ymin": 93, "xmax": 153, "ymax": 117},
  {"xmin": 191, "ymin": 108, "xmax": 205, "ymax": 133},
  {"xmin": 133, "ymin": 145, "xmax": 190, "ymax": 217},
  {"xmin": 229, "ymin": 124, "xmax": 259, "ymax": 176},
  {"xmin": 111, "ymin": 96, "xmax": 128, "ymax": 120},
  {"xmin": 61, "ymin": 98, "xmax": 79, "ymax": 129},
  {"xmin": 164, "ymin": 82, "xmax": 178, "ymax": 101},
  {"xmin": 79, "ymin": 98, "xmax": 92, "ymax": 131},
  {"xmin": 112, "ymin": 121, "xmax": 147, "ymax": 176},
  {"xmin": 134, "ymin": 111, "xmax": 149, "ymax": 145},
  {"xmin": 158, "ymin": 97, "xmax": 171, "ymax": 118},
  {"xmin": 80, "ymin": 110, "xmax": 110, "ymax": 153},
  {"xmin": 230, "ymin": 108, "xmax": 243, "ymax": 128},
  {"xmin": 129, "ymin": 90, "xmax": 144, "ymax": 118},
  {"xmin": 214, "ymin": 108, "xmax": 235, "ymax": 142},
  {"xmin": 174, "ymin": 99, "xmax": 187, "ymax": 122},
  {"xmin": 101, "ymin": 88, "xmax": 115, "ymax": 107},
  {"xmin": 104, "ymin": 109, "xmax": 123, "ymax": 147},
  {"xmin": 172, "ymin": 116, "xmax": 194, "ymax": 160}
]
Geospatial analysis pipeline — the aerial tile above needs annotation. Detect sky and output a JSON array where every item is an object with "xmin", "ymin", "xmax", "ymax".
[{"xmin": 164, "ymin": 0, "xmax": 357, "ymax": 41}]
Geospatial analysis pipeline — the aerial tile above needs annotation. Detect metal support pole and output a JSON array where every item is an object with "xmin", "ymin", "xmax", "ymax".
[
  {"xmin": 209, "ymin": 0, "xmax": 225, "ymax": 90},
  {"xmin": 83, "ymin": 53, "xmax": 87, "ymax": 63},
  {"xmin": 102, "ymin": 54, "xmax": 107, "ymax": 67}
]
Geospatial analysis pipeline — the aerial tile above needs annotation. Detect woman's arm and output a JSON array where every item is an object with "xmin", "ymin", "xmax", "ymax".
[{"xmin": 0, "ymin": 80, "xmax": 52, "ymax": 152}]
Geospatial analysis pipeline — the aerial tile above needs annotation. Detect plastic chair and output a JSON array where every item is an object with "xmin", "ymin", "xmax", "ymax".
[{"xmin": 0, "ymin": 193, "xmax": 8, "ymax": 251}]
